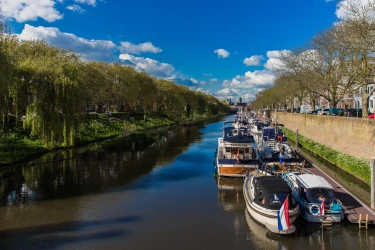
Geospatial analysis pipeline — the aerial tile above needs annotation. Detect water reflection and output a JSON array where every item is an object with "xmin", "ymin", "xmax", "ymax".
[
  {"xmin": 215, "ymin": 176, "xmax": 245, "ymax": 212},
  {"xmin": 0, "ymin": 127, "xmax": 203, "ymax": 207}
]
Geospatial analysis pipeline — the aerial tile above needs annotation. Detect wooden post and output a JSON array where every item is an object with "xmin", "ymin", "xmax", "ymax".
[
  {"xmin": 371, "ymin": 157, "xmax": 375, "ymax": 210},
  {"xmin": 295, "ymin": 129, "xmax": 299, "ymax": 150}
]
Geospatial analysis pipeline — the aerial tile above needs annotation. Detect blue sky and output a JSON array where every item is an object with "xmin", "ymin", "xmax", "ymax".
[{"xmin": 2, "ymin": 0, "xmax": 344, "ymax": 102}]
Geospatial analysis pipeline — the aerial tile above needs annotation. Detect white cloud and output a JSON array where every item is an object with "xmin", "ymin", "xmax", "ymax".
[
  {"xmin": 264, "ymin": 58, "xmax": 283, "ymax": 71},
  {"xmin": 215, "ymin": 69, "xmax": 276, "ymax": 101},
  {"xmin": 190, "ymin": 78, "xmax": 198, "ymax": 84},
  {"xmin": 209, "ymin": 78, "xmax": 219, "ymax": 83},
  {"xmin": 120, "ymin": 41, "xmax": 162, "ymax": 54},
  {"xmin": 222, "ymin": 70, "xmax": 275, "ymax": 89},
  {"xmin": 203, "ymin": 73, "xmax": 212, "ymax": 76},
  {"xmin": 264, "ymin": 50, "xmax": 291, "ymax": 72},
  {"xmin": 214, "ymin": 48, "xmax": 230, "ymax": 58},
  {"xmin": 18, "ymin": 24, "xmax": 117, "ymax": 61},
  {"xmin": 0, "ymin": 0, "xmax": 63, "ymax": 22},
  {"xmin": 335, "ymin": 0, "xmax": 375, "ymax": 21},
  {"xmin": 66, "ymin": 4, "xmax": 84, "ymax": 13},
  {"xmin": 216, "ymin": 88, "xmax": 231, "ymax": 96},
  {"xmin": 74, "ymin": 0, "xmax": 97, "ymax": 6},
  {"xmin": 215, "ymin": 87, "xmax": 256, "ymax": 101},
  {"xmin": 119, "ymin": 53, "xmax": 175, "ymax": 78},
  {"xmin": 196, "ymin": 88, "xmax": 212, "ymax": 95},
  {"xmin": 243, "ymin": 55, "xmax": 264, "ymax": 66},
  {"xmin": 266, "ymin": 50, "xmax": 290, "ymax": 58}
]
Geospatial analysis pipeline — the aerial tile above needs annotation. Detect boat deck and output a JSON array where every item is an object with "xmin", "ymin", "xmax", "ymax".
[{"xmin": 296, "ymin": 151, "xmax": 375, "ymax": 225}]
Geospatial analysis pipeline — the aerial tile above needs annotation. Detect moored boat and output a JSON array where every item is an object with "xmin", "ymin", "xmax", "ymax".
[
  {"xmin": 283, "ymin": 173, "xmax": 344, "ymax": 223},
  {"xmin": 243, "ymin": 172, "xmax": 299, "ymax": 234},
  {"xmin": 215, "ymin": 134, "xmax": 259, "ymax": 177},
  {"xmin": 258, "ymin": 126, "xmax": 302, "ymax": 167}
]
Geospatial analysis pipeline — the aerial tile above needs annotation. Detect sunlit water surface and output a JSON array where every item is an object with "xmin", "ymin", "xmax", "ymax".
[{"xmin": 0, "ymin": 116, "xmax": 374, "ymax": 250}]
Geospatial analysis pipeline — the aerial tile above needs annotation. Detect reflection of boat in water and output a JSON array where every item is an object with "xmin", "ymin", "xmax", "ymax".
[
  {"xmin": 283, "ymin": 173, "xmax": 344, "ymax": 223},
  {"xmin": 244, "ymin": 210, "xmax": 356, "ymax": 250},
  {"xmin": 216, "ymin": 176, "xmax": 245, "ymax": 212},
  {"xmin": 243, "ymin": 172, "xmax": 299, "ymax": 234},
  {"xmin": 244, "ymin": 209, "xmax": 301, "ymax": 250}
]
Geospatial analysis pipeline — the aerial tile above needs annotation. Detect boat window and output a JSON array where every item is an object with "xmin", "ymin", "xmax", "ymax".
[
  {"xmin": 269, "ymin": 193, "xmax": 288, "ymax": 205},
  {"xmin": 244, "ymin": 148, "xmax": 250, "ymax": 153},
  {"xmin": 308, "ymin": 188, "xmax": 335, "ymax": 204}
]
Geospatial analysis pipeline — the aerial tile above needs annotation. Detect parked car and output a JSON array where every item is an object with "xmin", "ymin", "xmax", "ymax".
[
  {"xmin": 368, "ymin": 113, "xmax": 375, "ymax": 119},
  {"xmin": 319, "ymin": 109, "xmax": 330, "ymax": 115},
  {"xmin": 319, "ymin": 108, "xmax": 343, "ymax": 116},
  {"xmin": 310, "ymin": 109, "xmax": 321, "ymax": 115},
  {"xmin": 338, "ymin": 108, "xmax": 362, "ymax": 117}
]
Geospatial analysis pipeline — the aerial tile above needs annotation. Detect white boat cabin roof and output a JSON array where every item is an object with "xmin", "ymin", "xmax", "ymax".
[
  {"xmin": 218, "ymin": 137, "xmax": 253, "ymax": 148},
  {"xmin": 296, "ymin": 174, "xmax": 333, "ymax": 190}
]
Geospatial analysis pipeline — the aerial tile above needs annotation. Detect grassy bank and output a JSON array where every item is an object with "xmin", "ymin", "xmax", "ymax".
[
  {"xmin": 0, "ymin": 112, "xmax": 222, "ymax": 166},
  {"xmin": 282, "ymin": 127, "xmax": 370, "ymax": 185}
]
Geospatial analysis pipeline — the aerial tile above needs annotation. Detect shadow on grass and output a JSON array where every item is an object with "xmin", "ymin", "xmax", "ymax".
[{"xmin": 0, "ymin": 215, "xmax": 140, "ymax": 249}]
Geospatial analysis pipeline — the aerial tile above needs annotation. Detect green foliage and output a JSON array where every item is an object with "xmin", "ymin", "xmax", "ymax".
[
  {"xmin": 0, "ymin": 18, "xmax": 229, "ymax": 164},
  {"xmin": 0, "ymin": 129, "xmax": 45, "ymax": 165},
  {"xmin": 282, "ymin": 128, "xmax": 370, "ymax": 185}
]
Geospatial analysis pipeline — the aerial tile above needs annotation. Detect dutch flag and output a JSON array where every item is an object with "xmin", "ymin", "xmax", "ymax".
[
  {"xmin": 277, "ymin": 196, "xmax": 290, "ymax": 231},
  {"xmin": 320, "ymin": 199, "xmax": 325, "ymax": 216}
]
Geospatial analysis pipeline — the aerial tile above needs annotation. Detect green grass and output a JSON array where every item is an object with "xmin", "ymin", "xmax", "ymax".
[
  {"xmin": 0, "ymin": 130, "xmax": 46, "ymax": 165},
  {"xmin": 282, "ymin": 127, "xmax": 370, "ymax": 185}
]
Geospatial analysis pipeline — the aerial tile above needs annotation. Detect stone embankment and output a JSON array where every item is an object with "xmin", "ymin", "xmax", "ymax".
[{"xmin": 273, "ymin": 112, "xmax": 375, "ymax": 161}]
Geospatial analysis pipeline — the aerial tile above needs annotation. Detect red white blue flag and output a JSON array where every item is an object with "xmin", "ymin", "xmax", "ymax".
[
  {"xmin": 320, "ymin": 199, "xmax": 325, "ymax": 216},
  {"xmin": 277, "ymin": 196, "xmax": 290, "ymax": 231}
]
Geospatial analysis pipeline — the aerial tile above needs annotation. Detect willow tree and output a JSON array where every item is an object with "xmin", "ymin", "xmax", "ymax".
[
  {"xmin": 0, "ymin": 19, "xmax": 13, "ymax": 129},
  {"xmin": 21, "ymin": 40, "xmax": 81, "ymax": 148}
]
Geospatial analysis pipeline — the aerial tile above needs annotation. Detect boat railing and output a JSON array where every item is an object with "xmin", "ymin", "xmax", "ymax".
[{"xmin": 260, "ymin": 163, "xmax": 312, "ymax": 176}]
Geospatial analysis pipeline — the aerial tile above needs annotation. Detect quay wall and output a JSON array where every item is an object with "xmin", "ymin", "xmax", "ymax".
[{"xmin": 273, "ymin": 112, "xmax": 375, "ymax": 161}]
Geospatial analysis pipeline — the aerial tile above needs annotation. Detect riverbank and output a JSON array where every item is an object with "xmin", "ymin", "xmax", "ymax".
[
  {"xmin": 282, "ymin": 127, "xmax": 370, "ymax": 186},
  {"xmin": 0, "ymin": 112, "xmax": 225, "ymax": 166}
]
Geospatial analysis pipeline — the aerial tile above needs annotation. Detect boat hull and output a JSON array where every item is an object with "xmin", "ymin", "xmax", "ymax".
[
  {"xmin": 217, "ymin": 166, "xmax": 258, "ymax": 177},
  {"xmin": 243, "ymin": 177, "xmax": 299, "ymax": 234},
  {"xmin": 301, "ymin": 210, "xmax": 344, "ymax": 223}
]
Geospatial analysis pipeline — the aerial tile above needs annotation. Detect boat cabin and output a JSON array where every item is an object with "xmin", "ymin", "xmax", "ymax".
[
  {"xmin": 217, "ymin": 135, "xmax": 257, "ymax": 164},
  {"xmin": 294, "ymin": 174, "xmax": 336, "ymax": 205},
  {"xmin": 252, "ymin": 176, "xmax": 297, "ymax": 210},
  {"xmin": 262, "ymin": 127, "xmax": 286, "ymax": 143}
]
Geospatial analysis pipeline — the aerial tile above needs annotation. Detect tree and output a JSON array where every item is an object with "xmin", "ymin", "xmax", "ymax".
[{"xmin": 335, "ymin": 0, "xmax": 375, "ymax": 116}]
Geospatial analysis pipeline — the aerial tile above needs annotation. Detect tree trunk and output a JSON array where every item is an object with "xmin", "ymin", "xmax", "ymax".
[{"xmin": 361, "ymin": 88, "xmax": 375, "ymax": 117}]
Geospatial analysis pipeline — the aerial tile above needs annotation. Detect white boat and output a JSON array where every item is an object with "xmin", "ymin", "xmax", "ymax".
[
  {"xmin": 250, "ymin": 120, "xmax": 268, "ymax": 144},
  {"xmin": 258, "ymin": 127, "xmax": 301, "ymax": 166},
  {"xmin": 215, "ymin": 134, "xmax": 259, "ymax": 177},
  {"xmin": 243, "ymin": 172, "xmax": 299, "ymax": 234},
  {"xmin": 283, "ymin": 173, "xmax": 344, "ymax": 223}
]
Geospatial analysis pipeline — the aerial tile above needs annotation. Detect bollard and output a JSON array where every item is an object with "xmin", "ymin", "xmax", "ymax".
[
  {"xmin": 371, "ymin": 157, "xmax": 375, "ymax": 210},
  {"xmin": 295, "ymin": 129, "xmax": 299, "ymax": 151}
]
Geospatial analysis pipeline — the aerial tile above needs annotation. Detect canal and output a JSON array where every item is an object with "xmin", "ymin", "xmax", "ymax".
[{"xmin": 0, "ymin": 116, "xmax": 374, "ymax": 249}]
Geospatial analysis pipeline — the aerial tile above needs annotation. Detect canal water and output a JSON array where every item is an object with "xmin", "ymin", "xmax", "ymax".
[{"xmin": 0, "ymin": 116, "xmax": 374, "ymax": 250}]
